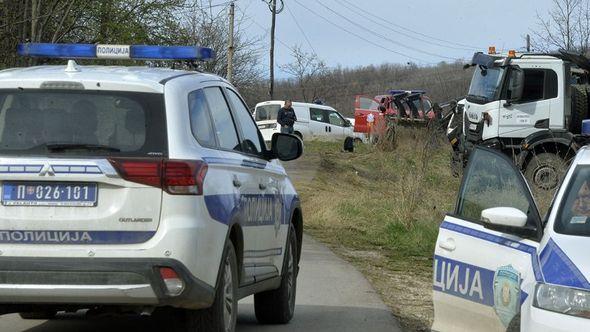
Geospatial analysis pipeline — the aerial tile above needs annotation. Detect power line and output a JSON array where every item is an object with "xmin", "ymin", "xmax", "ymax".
[
  {"xmin": 312, "ymin": 1, "xmax": 458, "ymax": 61},
  {"xmin": 291, "ymin": 0, "xmax": 429, "ymax": 64},
  {"xmin": 335, "ymin": 0, "xmax": 476, "ymax": 52},
  {"xmin": 338, "ymin": 0, "xmax": 483, "ymax": 50},
  {"xmin": 284, "ymin": 2, "xmax": 316, "ymax": 55}
]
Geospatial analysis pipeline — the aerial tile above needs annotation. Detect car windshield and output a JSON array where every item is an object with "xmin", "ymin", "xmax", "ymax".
[
  {"xmin": 255, "ymin": 104, "xmax": 281, "ymax": 121},
  {"xmin": 467, "ymin": 67, "xmax": 505, "ymax": 104},
  {"xmin": 555, "ymin": 165, "xmax": 590, "ymax": 236},
  {"xmin": 0, "ymin": 89, "xmax": 167, "ymax": 157}
]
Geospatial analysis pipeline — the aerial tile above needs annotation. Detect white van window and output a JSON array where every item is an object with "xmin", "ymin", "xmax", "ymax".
[
  {"xmin": 328, "ymin": 111, "xmax": 345, "ymax": 126},
  {"xmin": 255, "ymin": 104, "xmax": 281, "ymax": 121},
  {"xmin": 310, "ymin": 108, "xmax": 327, "ymax": 123}
]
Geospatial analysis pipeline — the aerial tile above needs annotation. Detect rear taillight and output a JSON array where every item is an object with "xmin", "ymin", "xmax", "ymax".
[
  {"xmin": 108, "ymin": 159, "xmax": 207, "ymax": 195},
  {"xmin": 159, "ymin": 267, "xmax": 184, "ymax": 296}
]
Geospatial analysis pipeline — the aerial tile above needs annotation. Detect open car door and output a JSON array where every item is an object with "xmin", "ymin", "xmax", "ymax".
[
  {"xmin": 353, "ymin": 95, "xmax": 380, "ymax": 133},
  {"xmin": 432, "ymin": 147, "xmax": 544, "ymax": 332}
]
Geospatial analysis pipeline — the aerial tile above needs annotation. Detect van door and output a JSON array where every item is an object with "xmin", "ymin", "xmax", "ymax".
[
  {"xmin": 499, "ymin": 68, "xmax": 557, "ymax": 139},
  {"xmin": 309, "ymin": 107, "xmax": 329, "ymax": 139},
  {"xmin": 432, "ymin": 147, "xmax": 542, "ymax": 332},
  {"xmin": 326, "ymin": 110, "xmax": 347, "ymax": 139}
]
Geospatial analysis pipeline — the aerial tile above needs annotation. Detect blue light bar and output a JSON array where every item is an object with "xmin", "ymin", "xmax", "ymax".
[{"xmin": 17, "ymin": 43, "xmax": 215, "ymax": 61}]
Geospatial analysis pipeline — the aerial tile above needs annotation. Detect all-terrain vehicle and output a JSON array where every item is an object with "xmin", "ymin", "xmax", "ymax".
[{"xmin": 454, "ymin": 49, "xmax": 590, "ymax": 190}]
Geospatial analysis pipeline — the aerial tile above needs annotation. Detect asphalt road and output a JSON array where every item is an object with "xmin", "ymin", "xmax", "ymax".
[{"xmin": 0, "ymin": 235, "xmax": 400, "ymax": 332}]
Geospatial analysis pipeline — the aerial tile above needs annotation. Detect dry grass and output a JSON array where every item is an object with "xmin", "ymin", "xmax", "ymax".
[{"xmin": 292, "ymin": 127, "xmax": 459, "ymax": 331}]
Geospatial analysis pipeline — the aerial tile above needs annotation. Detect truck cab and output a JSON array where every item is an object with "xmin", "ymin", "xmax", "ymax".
[{"xmin": 459, "ymin": 50, "xmax": 590, "ymax": 190}]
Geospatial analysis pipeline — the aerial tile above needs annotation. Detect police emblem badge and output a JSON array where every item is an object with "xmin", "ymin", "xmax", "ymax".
[{"xmin": 493, "ymin": 265, "xmax": 521, "ymax": 327}]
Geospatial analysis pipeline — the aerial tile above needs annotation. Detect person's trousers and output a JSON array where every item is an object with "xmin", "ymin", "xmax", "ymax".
[{"xmin": 281, "ymin": 126, "xmax": 294, "ymax": 134}]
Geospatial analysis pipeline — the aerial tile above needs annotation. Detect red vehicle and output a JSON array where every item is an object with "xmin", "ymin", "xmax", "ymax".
[{"xmin": 354, "ymin": 90, "xmax": 435, "ymax": 134}]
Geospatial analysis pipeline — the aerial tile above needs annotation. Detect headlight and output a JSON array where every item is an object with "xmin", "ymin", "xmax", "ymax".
[{"xmin": 534, "ymin": 283, "xmax": 590, "ymax": 318}]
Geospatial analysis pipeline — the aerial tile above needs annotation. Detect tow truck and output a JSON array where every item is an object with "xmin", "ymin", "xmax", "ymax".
[{"xmin": 454, "ymin": 47, "xmax": 590, "ymax": 190}]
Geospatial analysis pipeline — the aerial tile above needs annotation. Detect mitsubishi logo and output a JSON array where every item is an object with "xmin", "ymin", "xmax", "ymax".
[{"xmin": 38, "ymin": 164, "xmax": 55, "ymax": 176}]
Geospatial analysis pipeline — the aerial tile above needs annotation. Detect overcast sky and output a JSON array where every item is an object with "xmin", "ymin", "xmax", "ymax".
[{"xmin": 232, "ymin": 0, "xmax": 554, "ymax": 77}]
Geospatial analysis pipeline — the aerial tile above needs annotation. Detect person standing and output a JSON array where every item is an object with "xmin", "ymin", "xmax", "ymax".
[{"xmin": 277, "ymin": 99, "xmax": 297, "ymax": 134}]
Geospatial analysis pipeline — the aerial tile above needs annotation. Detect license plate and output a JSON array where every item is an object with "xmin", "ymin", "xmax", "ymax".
[
  {"xmin": 2, "ymin": 182, "xmax": 97, "ymax": 207},
  {"xmin": 469, "ymin": 123, "xmax": 477, "ymax": 131}
]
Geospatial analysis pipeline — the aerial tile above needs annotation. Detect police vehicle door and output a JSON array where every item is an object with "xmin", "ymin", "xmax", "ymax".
[
  {"xmin": 225, "ymin": 88, "xmax": 285, "ymax": 282},
  {"xmin": 432, "ymin": 147, "xmax": 542, "ymax": 332}
]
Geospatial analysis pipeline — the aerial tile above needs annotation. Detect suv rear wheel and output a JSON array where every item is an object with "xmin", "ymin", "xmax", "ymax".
[
  {"xmin": 162, "ymin": 241, "xmax": 238, "ymax": 332},
  {"xmin": 254, "ymin": 224, "xmax": 297, "ymax": 324}
]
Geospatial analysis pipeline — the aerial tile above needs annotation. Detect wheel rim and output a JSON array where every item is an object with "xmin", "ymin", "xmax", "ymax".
[
  {"xmin": 286, "ymin": 241, "xmax": 296, "ymax": 314},
  {"xmin": 223, "ymin": 256, "xmax": 234, "ymax": 331},
  {"xmin": 534, "ymin": 165, "xmax": 559, "ymax": 190}
]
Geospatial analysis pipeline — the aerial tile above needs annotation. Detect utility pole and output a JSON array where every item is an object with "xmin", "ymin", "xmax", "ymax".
[
  {"xmin": 227, "ymin": 2, "xmax": 235, "ymax": 83},
  {"xmin": 526, "ymin": 34, "xmax": 531, "ymax": 52},
  {"xmin": 269, "ymin": 0, "xmax": 277, "ymax": 99}
]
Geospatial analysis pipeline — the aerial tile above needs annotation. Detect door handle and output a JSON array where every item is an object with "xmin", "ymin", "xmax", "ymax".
[
  {"xmin": 438, "ymin": 238, "xmax": 456, "ymax": 252},
  {"xmin": 259, "ymin": 183, "xmax": 267, "ymax": 190},
  {"xmin": 233, "ymin": 179, "xmax": 242, "ymax": 188}
]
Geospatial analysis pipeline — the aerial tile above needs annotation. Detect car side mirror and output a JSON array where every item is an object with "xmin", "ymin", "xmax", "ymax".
[
  {"xmin": 270, "ymin": 133, "xmax": 303, "ymax": 161},
  {"xmin": 505, "ymin": 67, "xmax": 524, "ymax": 106},
  {"xmin": 481, "ymin": 207, "xmax": 527, "ymax": 227},
  {"xmin": 481, "ymin": 207, "xmax": 537, "ymax": 238},
  {"xmin": 345, "ymin": 120, "xmax": 352, "ymax": 127}
]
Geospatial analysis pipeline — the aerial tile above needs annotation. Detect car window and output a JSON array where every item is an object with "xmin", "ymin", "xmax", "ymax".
[
  {"xmin": 203, "ymin": 87, "xmax": 240, "ymax": 151},
  {"xmin": 226, "ymin": 89, "xmax": 263, "ymax": 156},
  {"xmin": 0, "ymin": 89, "xmax": 165, "ymax": 157},
  {"xmin": 255, "ymin": 104, "xmax": 281, "ymax": 121},
  {"xmin": 555, "ymin": 166, "xmax": 590, "ymax": 236},
  {"xmin": 457, "ymin": 148, "xmax": 531, "ymax": 222},
  {"xmin": 310, "ymin": 108, "xmax": 327, "ymax": 123},
  {"xmin": 520, "ymin": 69, "xmax": 558, "ymax": 102},
  {"xmin": 188, "ymin": 89, "xmax": 216, "ymax": 147},
  {"xmin": 328, "ymin": 111, "xmax": 345, "ymax": 126}
]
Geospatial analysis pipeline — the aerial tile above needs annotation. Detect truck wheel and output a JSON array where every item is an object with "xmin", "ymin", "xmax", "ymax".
[
  {"xmin": 167, "ymin": 241, "xmax": 238, "ymax": 332},
  {"xmin": 570, "ymin": 85, "xmax": 588, "ymax": 134},
  {"xmin": 254, "ymin": 224, "xmax": 297, "ymax": 324},
  {"xmin": 524, "ymin": 153, "xmax": 566, "ymax": 191}
]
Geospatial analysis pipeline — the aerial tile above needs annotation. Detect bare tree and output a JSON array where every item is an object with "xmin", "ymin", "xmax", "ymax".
[
  {"xmin": 532, "ymin": 0, "xmax": 590, "ymax": 53},
  {"xmin": 279, "ymin": 46, "xmax": 327, "ymax": 102}
]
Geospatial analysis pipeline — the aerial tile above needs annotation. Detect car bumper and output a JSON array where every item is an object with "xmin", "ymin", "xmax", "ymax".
[
  {"xmin": 0, "ymin": 257, "xmax": 215, "ymax": 310},
  {"xmin": 523, "ymin": 306, "xmax": 590, "ymax": 332}
]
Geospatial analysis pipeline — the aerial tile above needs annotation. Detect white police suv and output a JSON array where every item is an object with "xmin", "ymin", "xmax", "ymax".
[
  {"xmin": 433, "ymin": 145, "xmax": 590, "ymax": 331},
  {"xmin": 0, "ymin": 43, "xmax": 304, "ymax": 332}
]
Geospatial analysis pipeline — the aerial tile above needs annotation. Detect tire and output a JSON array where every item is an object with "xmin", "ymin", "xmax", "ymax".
[
  {"xmin": 570, "ymin": 85, "xmax": 588, "ymax": 134},
  {"xmin": 294, "ymin": 132, "xmax": 303, "ymax": 140},
  {"xmin": 254, "ymin": 224, "xmax": 298, "ymax": 324},
  {"xmin": 19, "ymin": 311, "xmax": 56, "ymax": 320},
  {"xmin": 165, "ymin": 241, "xmax": 239, "ymax": 332},
  {"xmin": 524, "ymin": 152, "xmax": 566, "ymax": 191},
  {"xmin": 343, "ymin": 137, "xmax": 354, "ymax": 152}
]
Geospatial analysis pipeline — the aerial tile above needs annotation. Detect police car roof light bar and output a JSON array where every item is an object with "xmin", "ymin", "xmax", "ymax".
[{"xmin": 17, "ymin": 43, "xmax": 216, "ymax": 61}]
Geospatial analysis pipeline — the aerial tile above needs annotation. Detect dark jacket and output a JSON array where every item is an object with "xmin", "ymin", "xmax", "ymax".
[{"xmin": 277, "ymin": 106, "xmax": 297, "ymax": 127}]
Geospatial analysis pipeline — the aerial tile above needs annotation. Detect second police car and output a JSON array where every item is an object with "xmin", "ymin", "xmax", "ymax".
[
  {"xmin": 433, "ymin": 145, "xmax": 590, "ymax": 331},
  {"xmin": 0, "ymin": 43, "xmax": 304, "ymax": 332}
]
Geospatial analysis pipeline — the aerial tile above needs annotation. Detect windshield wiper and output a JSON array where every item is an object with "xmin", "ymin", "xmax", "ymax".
[{"xmin": 42, "ymin": 143, "xmax": 121, "ymax": 152}]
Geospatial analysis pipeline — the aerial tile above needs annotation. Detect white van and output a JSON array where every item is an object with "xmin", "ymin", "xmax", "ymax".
[{"xmin": 254, "ymin": 101, "xmax": 355, "ymax": 142}]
